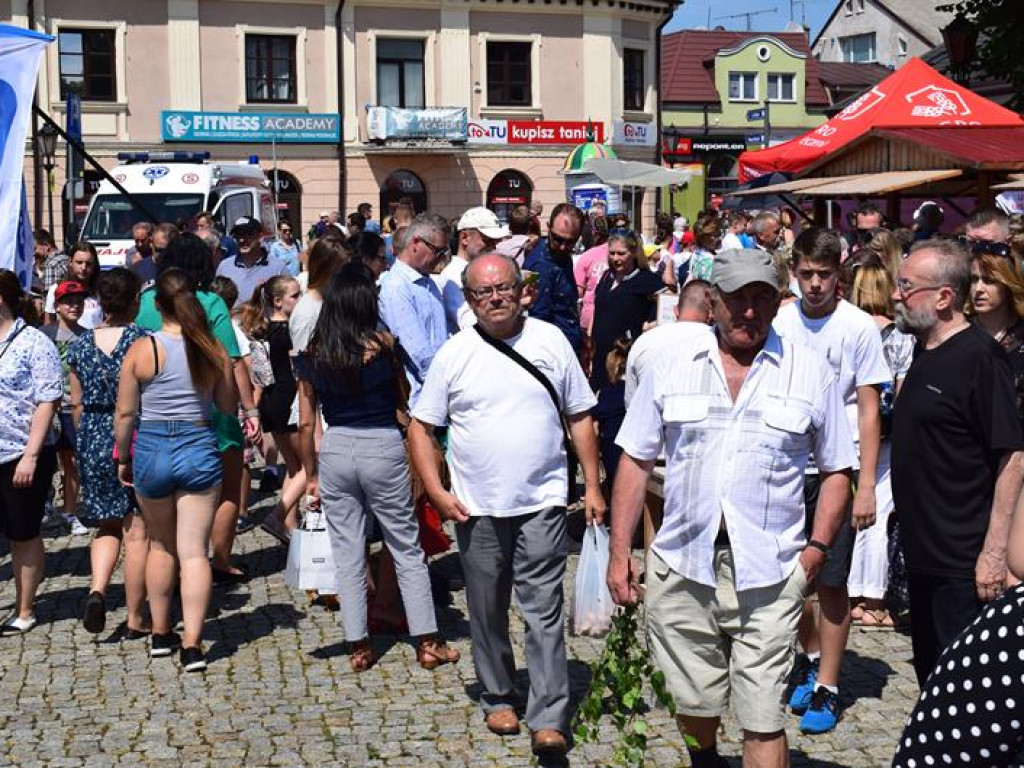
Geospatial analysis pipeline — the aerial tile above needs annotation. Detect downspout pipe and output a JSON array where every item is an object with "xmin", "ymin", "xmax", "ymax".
[
  {"xmin": 336, "ymin": 0, "xmax": 346, "ymax": 214},
  {"xmin": 654, "ymin": 4, "xmax": 675, "ymax": 219}
]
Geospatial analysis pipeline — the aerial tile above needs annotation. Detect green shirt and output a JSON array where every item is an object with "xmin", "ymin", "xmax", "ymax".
[{"xmin": 135, "ymin": 289, "xmax": 240, "ymax": 359}]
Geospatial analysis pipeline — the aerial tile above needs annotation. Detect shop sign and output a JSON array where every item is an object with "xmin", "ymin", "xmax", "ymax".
[
  {"xmin": 612, "ymin": 120, "xmax": 657, "ymax": 147},
  {"xmin": 664, "ymin": 135, "xmax": 748, "ymax": 159},
  {"xmin": 162, "ymin": 111, "xmax": 340, "ymax": 143},
  {"xmin": 366, "ymin": 106, "xmax": 467, "ymax": 141},
  {"xmin": 467, "ymin": 120, "xmax": 604, "ymax": 145}
]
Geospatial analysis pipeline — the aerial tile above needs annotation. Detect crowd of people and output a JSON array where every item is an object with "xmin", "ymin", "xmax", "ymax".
[{"xmin": 9, "ymin": 194, "xmax": 1024, "ymax": 764}]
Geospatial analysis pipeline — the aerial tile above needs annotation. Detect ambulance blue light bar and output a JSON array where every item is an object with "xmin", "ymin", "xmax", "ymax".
[{"xmin": 116, "ymin": 151, "xmax": 211, "ymax": 164}]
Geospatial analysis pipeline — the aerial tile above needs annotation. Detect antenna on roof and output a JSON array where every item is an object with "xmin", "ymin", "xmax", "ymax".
[{"xmin": 715, "ymin": 7, "xmax": 778, "ymax": 31}]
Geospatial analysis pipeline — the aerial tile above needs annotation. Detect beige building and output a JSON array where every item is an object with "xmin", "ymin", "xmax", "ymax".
[{"xmin": 6, "ymin": 0, "xmax": 677, "ymax": 242}]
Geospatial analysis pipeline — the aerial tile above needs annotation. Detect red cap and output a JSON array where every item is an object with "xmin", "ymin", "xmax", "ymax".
[
  {"xmin": 681, "ymin": 230, "xmax": 696, "ymax": 246},
  {"xmin": 54, "ymin": 280, "xmax": 87, "ymax": 301}
]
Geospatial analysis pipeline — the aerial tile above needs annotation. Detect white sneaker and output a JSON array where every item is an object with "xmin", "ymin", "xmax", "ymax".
[
  {"xmin": 0, "ymin": 612, "xmax": 37, "ymax": 634},
  {"xmin": 64, "ymin": 515, "xmax": 89, "ymax": 535}
]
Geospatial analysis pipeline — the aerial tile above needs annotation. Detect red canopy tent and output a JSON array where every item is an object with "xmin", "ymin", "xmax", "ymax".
[{"xmin": 738, "ymin": 57, "xmax": 1024, "ymax": 183}]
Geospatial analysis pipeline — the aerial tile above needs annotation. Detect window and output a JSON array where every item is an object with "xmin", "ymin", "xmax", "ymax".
[
  {"xmin": 377, "ymin": 38, "xmax": 425, "ymax": 108},
  {"xmin": 767, "ymin": 73, "xmax": 795, "ymax": 102},
  {"xmin": 623, "ymin": 48, "xmax": 646, "ymax": 111},
  {"xmin": 728, "ymin": 72, "xmax": 757, "ymax": 102},
  {"xmin": 58, "ymin": 29, "xmax": 116, "ymax": 101},
  {"xmin": 840, "ymin": 33, "xmax": 876, "ymax": 63},
  {"xmin": 487, "ymin": 41, "xmax": 532, "ymax": 107},
  {"xmin": 898, "ymin": 35, "xmax": 909, "ymax": 57},
  {"xmin": 245, "ymin": 35, "xmax": 296, "ymax": 103},
  {"xmin": 844, "ymin": 0, "xmax": 865, "ymax": 13}
]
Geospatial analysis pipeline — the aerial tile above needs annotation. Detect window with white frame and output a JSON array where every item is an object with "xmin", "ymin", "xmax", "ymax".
[
  {"xmin": 840, "ymin": 33, "xmax": 876, "ymax": 62},
  {"xmin": 728, "ymin": 72, "xmax": 757, "ymax": 102},
  {"xmin": 58, "ymin": 28, "xmax": 116, "ymax": 101},
  {"xmin": 487, "ymin": 41, "xmax": 532, "ymax": 107},
  {"xmin": 767, "ymin": 73, "xmax": 795, "ymax": 102},
  {"xmin": 623, "ymin": 48, "xmax": 646, "ymax": 111},
  {"xmin": 377, "ymin": 38, "xmax": 425, "ymax": 108},
  {"xmin": 245, "ymin": 35, "xmax": 296, "ymax": 103}
]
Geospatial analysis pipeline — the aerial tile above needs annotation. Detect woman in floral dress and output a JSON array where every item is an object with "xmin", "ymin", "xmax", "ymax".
[{"xmin": 68, "ymin": 268, "xmax": 150, "ymax": 637}]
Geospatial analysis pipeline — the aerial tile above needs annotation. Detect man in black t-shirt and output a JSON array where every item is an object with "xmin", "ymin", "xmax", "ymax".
[{"xmin": 891, "ymin": 239, "xmax": 1024, "ymax": 686}]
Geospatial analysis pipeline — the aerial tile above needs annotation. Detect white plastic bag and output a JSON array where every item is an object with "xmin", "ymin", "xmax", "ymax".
[
  {"xmin": 571, "ymin": 523, "xmax": 615, "ymax": 638},
  {"xmin": 284, "ymin": 511, "xmax": 338, "ymax": 593}
]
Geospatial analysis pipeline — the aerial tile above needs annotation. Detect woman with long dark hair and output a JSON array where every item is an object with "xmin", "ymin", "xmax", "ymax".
[
  {"xmin": 347, "ymin": 231, "xmax": 388, "ymax": 280},
  {"xmin": 68, "ymin": 268, "xmax": 151, "ymax": 636},
  {"xmin": 118, "ymin": 268, "xmax": 238, "ymax": 670},
  {"xmin": 297, "ymin": 263, "xmax": 459, "ymax": 672},
  {"xmin": 0, "ymin": 271, "xmax": 61, "ymax": 634},
  {"xmin": 135, "ymin": 233, "xmax": 261, "ymax": 584}
]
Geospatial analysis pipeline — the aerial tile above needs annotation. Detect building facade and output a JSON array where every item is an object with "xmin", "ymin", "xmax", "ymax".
[
  {"xmin": 660, "ymin": 30, "xmax": 829, "ymax": 220},
  {"xmin": 812, "ymin": 0, "xmax": 952, "ymax": 69},
  {"xmin": 6, "ymin": 0, "xmax": 676, "ymax": 244}
]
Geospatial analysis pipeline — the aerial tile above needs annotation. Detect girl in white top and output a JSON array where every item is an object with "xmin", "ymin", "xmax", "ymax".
[{"xmin": 44, "ymin": 242, "xmax": 104, "ymax": 329}]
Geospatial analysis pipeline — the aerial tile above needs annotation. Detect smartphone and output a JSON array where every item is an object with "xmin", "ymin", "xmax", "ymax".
[{"xmin": 522, "ymin": 270, "xmax": 539, "ymax": 286}]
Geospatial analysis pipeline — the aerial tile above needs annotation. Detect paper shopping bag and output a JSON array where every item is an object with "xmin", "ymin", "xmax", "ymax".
[{"xmin": 284, "ymin": 513, "xmax": 338, "ymax": 593}]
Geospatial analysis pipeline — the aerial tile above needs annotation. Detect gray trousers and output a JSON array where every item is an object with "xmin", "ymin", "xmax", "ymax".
[
  {"xmin": 319, "ymin": 426, "xmax": 437, "ymax": 640},
  {"xmin": 456, "ymin": 505, "xmax": 570, "ymax": 732}
]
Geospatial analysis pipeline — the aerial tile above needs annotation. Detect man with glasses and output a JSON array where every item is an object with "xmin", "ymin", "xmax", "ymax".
[
  {"xmin": 890, "ymin": 238, "xmax": 1024, "ymax": 687},
  {"xmin": 436, "ymin": 207, "xmax": 510, "ymax": 333},
  {"xmin": 379, "ymin": 212, "xmax": 451, "ymax": 406},
  {"xmin": 409, "ymin": 253, "xmax": 604, "ymax": 759},
  {"xmin": 523, "ymin": 203, "xmax": 586, "ymax": 351},
  {"xmin": 215, "ymin": 217, "xmax": 289, "ymax": 308},
  {"xmin": 269, "ymin": 220, "xmax": 301, "ymax": 277}
]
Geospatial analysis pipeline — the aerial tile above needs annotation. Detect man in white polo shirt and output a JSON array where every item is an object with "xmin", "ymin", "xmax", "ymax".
[
  {"xmin": 608, "ymin": 248, "xmax": 855, "ymax": 768},
  {"xmin": 409, "ymin": 253, "xmax": 604, "ymax": 760}
]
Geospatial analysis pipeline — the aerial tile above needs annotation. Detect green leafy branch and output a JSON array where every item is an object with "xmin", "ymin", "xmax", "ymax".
[{"xmin": 573, "ymin": 603, "xmax": 695, "ymax": 767}]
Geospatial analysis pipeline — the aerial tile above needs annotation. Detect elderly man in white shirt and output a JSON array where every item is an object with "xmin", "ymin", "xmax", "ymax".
[
  {"xmin": 409, "ymin": 253, "xmax": 604, "ymax": 761},
  {"xmin": 608, "ymin": 248, "xmax": 856, "ymax": 768}
]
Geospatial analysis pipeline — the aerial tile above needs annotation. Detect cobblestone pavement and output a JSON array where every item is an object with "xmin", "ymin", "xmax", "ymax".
[{"xmin": 0, "ymin": 502, "xmax": 919, "ymax": 768}]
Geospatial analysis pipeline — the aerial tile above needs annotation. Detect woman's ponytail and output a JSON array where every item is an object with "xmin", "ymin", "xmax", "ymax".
[{"xmin": 154, "ymin": 269, "xmax": 226, "ymax": 392}]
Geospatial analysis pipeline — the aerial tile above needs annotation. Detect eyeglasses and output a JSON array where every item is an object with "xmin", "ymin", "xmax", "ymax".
[
  {"xmin": 958, "ymin": 235, "xmax": 1013, "ymax": 259},
  {"xmin": 548, "ymin": 232, "xmax": 577, "ymax": 247},
  {"xmin": 896, "ymin": 278, "xmax": 948, "ymax": 300},
  {"xmin": 609, "ymin": 227, "xmax": 639, "ymax": 241},
  {"xmin": 280, "ymin": 228, "xmax": 292, "ymax": 235},
  {"xmin": 466, "ymin": 283, "xmax": 518, "ymax": 301},
  {"xmin": 417, "ymin": 237, "xmax": 450, "ymax": 260}
]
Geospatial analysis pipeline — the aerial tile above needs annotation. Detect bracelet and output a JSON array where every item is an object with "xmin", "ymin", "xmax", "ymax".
[
  {"xmin": 244, "ymin": 409, "xmax": 259, "ymax": 419},
  {"xmin": 806, "ymin": 539, "xmax": 830, "ymax": 556}
]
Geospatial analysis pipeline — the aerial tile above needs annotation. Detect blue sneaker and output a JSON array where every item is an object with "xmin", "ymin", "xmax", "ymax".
[
  {"xmin": 799, "ymin": 687, "xmax": 841, "ymax": 733},
  {"xmin": 787, "ymin": 655, "xmax": 818, "ymax": 714}
]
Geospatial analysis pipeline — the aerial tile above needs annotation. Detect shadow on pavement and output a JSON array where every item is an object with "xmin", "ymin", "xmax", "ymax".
[
  {"xmin": 837, "ymin": 648, "xmax": 897, "ymax": 709},
  {"xmin": 204, "ymin": 601, "xmax": 305, "ymax": 664}
]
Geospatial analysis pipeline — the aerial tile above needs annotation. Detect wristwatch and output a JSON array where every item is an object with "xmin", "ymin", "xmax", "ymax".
[{"xmin": 806, "ymin": 539, "xmax": 830, "ymax": 558}]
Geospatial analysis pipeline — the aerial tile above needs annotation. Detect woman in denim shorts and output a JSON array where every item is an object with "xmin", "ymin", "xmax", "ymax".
[{"xmin": 115, "ymin": 269, "xmax": 238, "ymax": 672}]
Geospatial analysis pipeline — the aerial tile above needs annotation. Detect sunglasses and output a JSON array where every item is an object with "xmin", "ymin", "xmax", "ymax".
[
  {"xmin": 417, "ymin": 237, "xmax": 450, "ymax": 260},
  {"xmin": 959, "ymin": 235, "xmax": 1013, "ymax": 259}
]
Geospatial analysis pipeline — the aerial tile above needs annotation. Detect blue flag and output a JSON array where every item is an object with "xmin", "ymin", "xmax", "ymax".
[{"xmin": 0, "ymin": 25, "xmax": 52, "ymax": 283}]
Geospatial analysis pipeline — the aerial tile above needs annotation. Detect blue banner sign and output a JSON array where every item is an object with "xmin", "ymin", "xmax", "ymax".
[
  {"xmin": 366, "ymin": 106, "xmax": 467, "ymax": 142},
  {"xmin": 161, "ymin": 111, "xmax": 340, "ymax": 143}
]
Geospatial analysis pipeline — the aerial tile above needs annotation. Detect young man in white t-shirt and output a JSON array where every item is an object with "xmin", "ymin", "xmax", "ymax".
[
  {"xmin": 772, "ymin": 227, "xmax": 889, "ymax": 734},
  {"xmin": 409, "ymin": 254, "xmax": 604, "ymax": 760}
]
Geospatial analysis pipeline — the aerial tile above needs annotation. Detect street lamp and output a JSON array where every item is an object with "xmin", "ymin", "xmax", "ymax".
[
  {"xmin": 942, "ymin": 14, "xmax": 978, "ymax": 85},
  {"xmin": 37, "ymin": 123, "xmax": 58, "ymax": 235}
]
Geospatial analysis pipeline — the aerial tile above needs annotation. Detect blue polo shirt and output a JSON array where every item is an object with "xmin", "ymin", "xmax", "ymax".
[{"xmin": 214, "ymin": 248, "xmax": 290, "ymax": 308}]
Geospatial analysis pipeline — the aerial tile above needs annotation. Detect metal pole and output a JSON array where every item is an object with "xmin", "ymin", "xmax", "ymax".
[
  {"xmin": 764, "ymin": 99, "xmax": 772, "ymax": 146},
  {"xmin": 271, "ymin": 133, "xmax": 279, "ymax": 218},
  {"xmin": 45, "ymin": 164, "xmax": 54, "ymax": 234}
]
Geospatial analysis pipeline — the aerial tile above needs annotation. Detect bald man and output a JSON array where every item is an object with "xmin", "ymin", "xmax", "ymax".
[{"xmin": 409, "ymin": 254, "xmax": 604, "ymax": 759}]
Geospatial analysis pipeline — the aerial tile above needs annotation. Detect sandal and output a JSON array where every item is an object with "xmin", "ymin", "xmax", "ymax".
[
  {"xmin": 349, "ymin": 639, "xmax": 377, "ymax": 672},
  {"xmin": 416, "ymin": 636, "xmax": 460, "ymax": 670},
  {"xmin": 850, "ymin": 602, "xmax": 866, "ymax": 622},
  {"xmin": 860, "ymin": 608, "xmax": 894, "ymax": 629}
]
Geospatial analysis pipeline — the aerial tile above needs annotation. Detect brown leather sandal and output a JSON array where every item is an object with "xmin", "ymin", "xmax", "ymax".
[
  {"xmin": 416, "ymin": 636, "xmax": 460, "ymax": 670},
  {"xmin": 350, "ymin": 639, "xmax": 377, "ymax": 672}
]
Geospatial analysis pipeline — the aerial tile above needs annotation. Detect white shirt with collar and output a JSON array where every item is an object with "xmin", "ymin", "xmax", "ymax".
[
  {"xmin": 616, "ymin": 328, "xmax": 856, "ymax": 590},
  {"xmin": 623, "ymin": 320, "xmax": 712, "ymax": 408},
  {"xmin": 432, "ymin": 254, "xmax": 475, "ymax": 333}
]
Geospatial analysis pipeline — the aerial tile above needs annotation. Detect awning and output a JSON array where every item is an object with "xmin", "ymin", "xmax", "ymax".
[
  {"xmin": 729, "ymin": 174, "xmax": 866, "ymax": 196},
  {"xmin": 794, "ymin": 169, "xmax": 963, "ymax": 196},
  {"xmin": 729, "ymin": 169, "xmax": 963, "ymax": 198},
  {"xmin": 582, "ymin": 158, "xmax": 692, "ymax": 188},
  {"xmin": 870, "ymin": 127, "xmax": 1024, "ymax": 170}
]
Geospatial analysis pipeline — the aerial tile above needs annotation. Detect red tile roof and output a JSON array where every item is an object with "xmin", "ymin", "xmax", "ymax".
[
  {"xmin": 816, "ymin": 61, "xmax": 892, "ymax": 88},
  {"xmin": 661, "ymin": 29, "xmax": 831, "ymax": 107}
]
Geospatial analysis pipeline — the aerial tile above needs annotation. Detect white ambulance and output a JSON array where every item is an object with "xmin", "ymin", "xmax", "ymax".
[{"xmin": 81, "ymin": 152, "xmax": 276, "ymax": 268}]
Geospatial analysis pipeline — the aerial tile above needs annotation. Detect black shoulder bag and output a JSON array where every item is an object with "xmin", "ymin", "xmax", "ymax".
[{"xmin": 473, "ymin": 325, "xmax": 577, "ymax": 500}]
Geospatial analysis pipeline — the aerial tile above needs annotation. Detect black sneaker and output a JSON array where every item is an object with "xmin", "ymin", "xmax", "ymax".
[
  {"xmin": 180, "ymin": 646, "xmax": 207, "ymax": 673},
  {"xmin": 83, "ymin": 591, "xmax": 106, "ymax": 634},
  {"xmin": 150, "ymin": 631, "xmax": 181, "ymax": 658}
]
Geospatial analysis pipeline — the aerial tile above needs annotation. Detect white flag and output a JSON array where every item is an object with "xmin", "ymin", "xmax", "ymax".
[{"xmin": 0, "ymin": 25, "xmax": 52, "ymax": 282}]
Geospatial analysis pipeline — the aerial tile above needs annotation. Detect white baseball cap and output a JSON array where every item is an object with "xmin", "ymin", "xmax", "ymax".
[{"xmin": 457, "ymin": 207, "xmax": 510, "ymax": 240}]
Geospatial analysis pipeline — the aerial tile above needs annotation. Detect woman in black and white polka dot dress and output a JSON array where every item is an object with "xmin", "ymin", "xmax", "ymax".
[{"xmin": 893, "ymin": 489, "xmax": 1024, "ymax": 768}]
